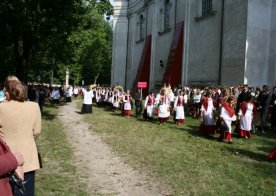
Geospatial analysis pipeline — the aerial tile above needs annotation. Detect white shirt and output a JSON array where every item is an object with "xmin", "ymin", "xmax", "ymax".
[
  {"xmin": 169, "ymin": 92, "xmax": 175, "ymax": 102},
  {"xmin": 193, "ymin": 94, "xmax": 201, "ymax": 103},
  {"xmin": 184, "ymin": 94, "xmax": 188, "ymax": 104},
  {"xmin": 73, "ymin": 88, "xmax": 79, "ymax": 95},
  {"xmin": 51, "ymin": 89, "xmax": 60, "ymax": 100},
  {"xmin": 83, "ymin": 89, "xmax": 94, "ymax": 104}
]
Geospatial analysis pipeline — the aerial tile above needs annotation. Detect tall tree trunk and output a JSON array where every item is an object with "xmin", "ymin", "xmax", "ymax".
[
  {"xmin": 12, "ymin": 26, "xmax": 31, "ymax": 83},
  {"xmin": 12, "ymin": 26, "xmax": 25, "ymax": 81}
]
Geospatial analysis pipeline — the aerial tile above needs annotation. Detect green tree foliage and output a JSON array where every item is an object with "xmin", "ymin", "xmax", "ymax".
[
  {"xmin": 0, "ymin": 0, "xmax": 113, "ymax": 85},
  {"xmin": 68, "ymin": 7, "xmax": 113, "ymax": 85}
]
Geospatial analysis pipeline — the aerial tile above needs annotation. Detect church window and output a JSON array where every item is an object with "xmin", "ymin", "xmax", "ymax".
[
  {"xmin": 164, "ymin": 0, "xmax": 170, "ymax": 30},
  {"xmin": 139, "ymin": 14, "xmax": 145, "ymax": 40},
  {"xmin": 202, "ymin": 0, "xmax": 212, "ymax": 16},
  {"xmin": 194, "ymin": 0, "xmax": 215, "ymax": 22}
]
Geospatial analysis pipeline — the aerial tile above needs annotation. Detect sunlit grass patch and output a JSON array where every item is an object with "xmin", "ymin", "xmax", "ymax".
[
  {"xmin": 82, "ymin": 102, "xmax": 276, "ymax": 195},
  {"xmin": 35, "ymin": 103, "xmax": 89, "ymax": 196}
]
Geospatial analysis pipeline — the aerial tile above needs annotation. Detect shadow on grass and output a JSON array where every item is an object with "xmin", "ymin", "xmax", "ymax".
[
  {"xmin": 44, "ymin": 102, "xmax": 67, "ymax": 108},
  {"xmin": 259, "ymin": 139, "xmax": 276, "ymax": 148},
  {"xmin": 136, "ymin": 117, "xmax": 147, "ymax": 122},
  {"xmin": 179, "ymin": 125, "xmax": 219, "ymax": 141},
  {"xmin": 258, "ymin": 146, "xmax": 276, "ymax": 154},
  {"xmin": 255, "ymin": 131, "xmax": 276, "ymax": 139},
  {"xmin": 224, "ymin": 146, "xmax": 272, "ymax": 162},
  {"xmin": 44, "ymin": 104, "xmax": 59, "ymax": 109},
  {"xmin": 166, "ymin": 120, "xmax": 178, "ymax": 125},
  {"xmin": 110, "ymin": 113, "xmax": 144, "ymax": 122},
  {"xmin": 110, "ymin": 112, "xmax": 124, "ymax": 117},
  {"xmin": 42, "ymin": 110, "xmax": 56, "ymax": 121},
  {"xmin": 42, "ymin": 102, "xmax": 71, "ymax": 120}
]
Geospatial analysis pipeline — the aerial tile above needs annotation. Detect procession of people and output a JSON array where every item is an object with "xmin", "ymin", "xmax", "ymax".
[
  {"xmin": 77, "ymin": 83, "xmax": 275, "ymax": 135},
  {"xmin": 6, "ymin": 81, "xmax": 275, "ymax": 146},
  {"xmin": 79, "ymin": 82, "xmax": 275, "ymax": 160},
  {"xmin": 0, "ymin": 78, "xmax": 275, "ymax": 195}
]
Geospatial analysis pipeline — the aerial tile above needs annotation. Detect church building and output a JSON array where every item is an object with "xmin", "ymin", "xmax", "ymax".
[{"xmin": 111, "ymin": 0, "xmax": 276, "ymax": 92}]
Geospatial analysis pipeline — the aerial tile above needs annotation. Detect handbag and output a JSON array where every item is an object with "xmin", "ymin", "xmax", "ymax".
[{"xmin": 9, "ymin": 172, "xmax": 26, "ymax": 195}]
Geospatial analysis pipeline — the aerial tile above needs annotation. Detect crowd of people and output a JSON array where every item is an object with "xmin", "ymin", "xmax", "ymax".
[
  {"xmin": 83, "ymin": 84, "xmax": 276, "ymax": 133},
  {"xmin": 0, "ymin": 77, "xmax": 275, "ymax": 195},
  {"xmin": 74, "ymin": 83, "xmax": 276, "ymax": 156}
]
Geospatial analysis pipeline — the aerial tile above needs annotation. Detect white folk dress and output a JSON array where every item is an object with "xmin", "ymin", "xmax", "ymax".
[
  {"xmin": 220, "ymin": 107, "xmax": 234, "ymax": 133},
  {"xmin": 201, "ymin": 98, "xmax": 215, "ymax": 125},
  {"xmin": 238, "ymin": 102, "xmax": 254, "ymax": 131},
  {"xmin": 144, "ymin": 95, "xmax": 154, "ymax": 117},
  {"xmin": 123, "ymin": 94, "xmax": 132, "ymax": 110},
  {"xmin": 174, "ymin": 95, "xmax": 185, "ymax": 120},
  {"xmin": 158, "ymin": 96, "xmax": 170, "ymax": 118}
]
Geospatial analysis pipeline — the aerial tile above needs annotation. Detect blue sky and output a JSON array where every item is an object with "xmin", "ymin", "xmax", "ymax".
[{"xmin": 109, "ymin": 0, "xmax": 114, "ymax": 6}]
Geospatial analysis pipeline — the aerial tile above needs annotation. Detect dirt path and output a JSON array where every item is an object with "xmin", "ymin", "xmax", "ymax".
[{"xmin": 57, "ymin": 101, "xmax": 171, "ymax": 196}]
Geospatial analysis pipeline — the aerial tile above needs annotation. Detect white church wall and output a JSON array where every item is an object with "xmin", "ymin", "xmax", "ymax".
[
  {"xmin": 125, "ymin": 14, "xmax": 136, "ymax": 90},
  {"xmin": 187, "ymin": 0, "xmax": 222, "ymax": 86},
  {"xmin": 154, "ymin": 32, "xmax": 172, "ymax": 87},
  {"xmin": 111, "ymin": 0, "xmax": 129, "ymax": 87},
  {"xmin": 126, "ymin": 1, "xmax": 147, "ymax": 90},
  {"xmin": 148, "ymin": 1, "xmax": 159, "ymax": 91},
  {"xmin": 146, "ymin": 1, "xmax": 154, "ymax": 35},
  {"xmin": 175, "ymin": 0, "xmax": 186, "ymax": 23},
  {"xmin": 152, "ymin": 0, "xmax": 175, "ymax": 89},
  {"xmin": 111, "ymin": 0, "xmax": 276, "ymax": 89},
  {"xmin": 221, "ymin": 0, "xmax": 248, "ymax": 86},
  {"xmin": 268, "ymin": 0, "xmax": 276, "ymax": 86},
  {"xmin": 245, "ymin": 0, "xmax": 272, "ymax": 87}
]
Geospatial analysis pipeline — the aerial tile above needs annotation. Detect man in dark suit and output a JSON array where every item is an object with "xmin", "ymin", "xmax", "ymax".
[
  {"xmin": 259, "ymin": 86, "xmax": 272, "ymax": 133},
  {"xmin": 235, "ymin": 85, "xmax": 251, "ymax": 114},
  {"xmin": 133, "ymin": 88, "xmax": 143, "ymax": 118}
]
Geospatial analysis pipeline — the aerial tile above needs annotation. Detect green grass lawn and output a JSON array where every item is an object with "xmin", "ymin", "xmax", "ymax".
[
  {"xmin": 35, "ymin": 103, "xmax": 89, "ymax": 196},
  {"xmin": 82, "ymin": 103, "xmax": 276, "ymax": 196}
]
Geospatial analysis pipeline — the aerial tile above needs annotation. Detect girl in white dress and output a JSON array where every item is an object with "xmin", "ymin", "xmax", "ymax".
[
  {"xmin": 238, "ymin": 95, "xmax": 255, "ymax": 138},
  {"xmin": 199, "ymin": 90, "xmax": 216, "ymax": 135},
  {"xmin": 123, "ymin": 90, "xmax": 132, "ymax": 117},
  {"xmin": 218, "ymin": 96, "xmax": 236, "ymax": 144},
  {"xmin": 144, "ymin": 91, "xmax": 155, "ymax": 121},
  {"xmin": 174, "ymin": 90, "xmax": 185, "ymax": 125},
  {"xmin": 158, "ymin": 88, "xmax": 170, "ymax": 125}
]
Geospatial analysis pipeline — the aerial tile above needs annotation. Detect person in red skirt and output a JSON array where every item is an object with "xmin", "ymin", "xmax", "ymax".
[
  {"xmin": 174, "ymin": 90, "xmax": 185, "ymax": 125},
  {"xmin": 144, "ymin": 91, "xmax": 155, "ymax": 121},
  {"xmin": 199, "ymin": 90, "xmax": 217, "ymax": 135},
  {"xmin": 123, "ymin": 90, "xmax": 132, "ymax": 117},
  {"xmin": 218, "ymin": 95, "xmax": 236, "ymax": 144},
  {"xmin": 237, "ymin": 95, "xmax": 255, "ymax": 138},
  {"xmin": 157, "ymin": 88, "xmax": 170, "ymax": 125}
]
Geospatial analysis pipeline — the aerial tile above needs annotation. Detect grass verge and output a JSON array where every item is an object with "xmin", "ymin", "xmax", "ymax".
[
  {"xmin": 81, "ymin": 102, "xmax": 276, "ymax": 195},
  {"xmin": 35, "ymin": 103, "xmax": 88, "ymax": 196}
]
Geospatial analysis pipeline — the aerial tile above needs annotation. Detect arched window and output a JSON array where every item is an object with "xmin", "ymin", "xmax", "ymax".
[
  {"xmin": 202, "ymin": 0, "xmax": 212, "ymax": 16},
  {"xmin": 164, "ymin": 0, "xmax": 170, "ymax": 30},
  {"xmin": 194, "ymin": 0, "xmax": 215, "ymax": 22},
  {"xmin": 139, "ymin": 14, "xmax": 145, "ymax": 40}
]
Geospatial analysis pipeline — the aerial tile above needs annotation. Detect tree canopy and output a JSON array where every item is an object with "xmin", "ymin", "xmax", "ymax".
[{"xmin": 0, "ymin": 0, "xmax": 113, "ymax": 85}]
